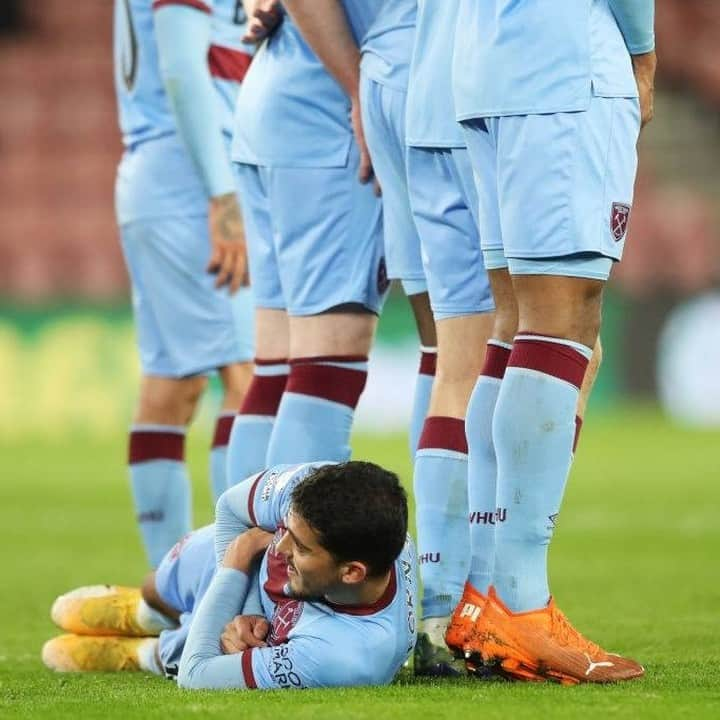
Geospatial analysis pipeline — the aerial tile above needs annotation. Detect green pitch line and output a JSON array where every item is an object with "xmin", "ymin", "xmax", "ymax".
[{"xmin": 0, "ymin": 405, "xmax": 718, "ymax": 719}]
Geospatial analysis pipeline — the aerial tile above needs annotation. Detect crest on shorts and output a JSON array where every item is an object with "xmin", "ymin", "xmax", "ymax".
[
  {"xmin": 611, "ymin": 203, "xmax": 631, "ymax": 242},
  {"xmin": 377, "ymin": 257, "xmax": 390, "ymax": 295}
]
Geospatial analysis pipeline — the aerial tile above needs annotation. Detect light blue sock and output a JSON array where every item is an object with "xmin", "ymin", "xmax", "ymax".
[
  {"xmin": 225, "ymin": 361, "xmax": 288, "ymax": 486},
  {"xmin": 492, "ymin": 334, "xmax": 591, "ymax": 611},
  {"xmin": 209, "ymin": 412, "xmax": 235, "ymax": 504},
  {"xmin": 465, "ymin": 341, "xmax": 512, "ymax": 593},
  {"xmin": 128, "ymin": 425, "xmax": 192, "ymax": 568},
  {"xmin": 409, "ymin": 347, "xmax": 435, "ymax": 457},
  {"xmin": 266, "ymin": 357, "xmax": 367, "ymax": 465},
  {"xmin": 226, "ymin": 414, "xmax": 275, "ymax": 485},
  {"xmin": 414, "ymin": 416, "xmax": 470, "ymax": 619}
]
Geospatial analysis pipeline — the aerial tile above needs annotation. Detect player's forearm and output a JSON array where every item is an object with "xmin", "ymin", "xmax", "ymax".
[
  {"xmin": 154, "ymin": 5, "xmax": 235, "ymax": 198},
  {"xmin": 607, "ymin": 0, "xmax": 655, "ymax": 55},
  {"xmin": 178, "ymin": 568, "xmax": 253, "ymax": 690},
  {"xmin": 281, "ymin": 0, "xmax": 361, "ymax": 99}
]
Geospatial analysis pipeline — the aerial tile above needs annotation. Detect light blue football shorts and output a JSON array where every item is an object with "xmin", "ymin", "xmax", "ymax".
[
  {"xmin": 117, "ymin": 135, "xmax": 253, "ymax": 378},
  {"xmin": 120, "ymin": 218, "xmax": 254, "ymax": 378},
  {"xmin": 235, "ymin": 144, "xmax": 388, "ymax": 316},
  {"xmin": 406, "ymin": 145, "xmax": 494, "ymax": 320},
  {"xmin": 155, "ymin": 525, "xmax": 215, "ymax": 673},
  {"xmin": 462, "ymin": 95, "xmax": 641, "ymax": 281},
  {"xmin": 360, "ymin": 73, "xmax": 427, "ymax": 297}
]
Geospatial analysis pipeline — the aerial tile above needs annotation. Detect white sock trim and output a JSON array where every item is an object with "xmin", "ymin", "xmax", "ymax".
[
  {"xmin": 136, "ymin": 598, "xmax": 177, "ymax": 634},
  {"xmin": 130, "ymin": 424, "xmax": 186, "ymax": 435},
  {"xmin": 488, "ymin": 339, "xmax": 513, "ymax": 351},
  {"xmin": 137, "ymin": 638, "xmax": 162, "ymax": 675},
  {"xmin": 514, "ymin": 334, "xmax": 592, "ymax": 359},
  {"xmin": 420, "ymin": 345, "xmax": 438, "ymax": 354}
]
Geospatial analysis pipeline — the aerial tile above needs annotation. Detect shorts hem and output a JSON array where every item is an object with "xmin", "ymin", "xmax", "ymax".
[{"xmin": 432, "ymin": 302, "xmax": 496, "ymax": 321}]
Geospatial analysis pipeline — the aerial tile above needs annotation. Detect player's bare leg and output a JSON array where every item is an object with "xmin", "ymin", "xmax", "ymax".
[
  {"xmin": 209, "ymin": 361, "xmax": 253, "ymax": 501},
  {"xmin": 227, "ymin": 309, "xmax": 290, "ymax": 486},
  {"xmin": 263, "ymin": 310, "xmax": 376, "ymax": 465},
  {"xmin": 407, "ymin": 291, "xmax": 437, "ymax": 456},
  {"xmin": 128, "ymin": 374, "xmax": 207, "ymax": 568}
]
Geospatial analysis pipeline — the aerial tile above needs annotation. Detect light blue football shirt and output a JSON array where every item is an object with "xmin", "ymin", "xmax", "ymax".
[
  {"xmin": 114, "ymin": 0, "xmax": 253, "ymax": 148},
  {"xmin": 113, "ymin": 0, "xmax": 253, "ymax": 222},
  {"xmin": 232, "ymin": 1, "xmax": 383, "ymax": 168},
  {"xmin": 361, "ymin": 0, "xmax": 417, "ymax": 92},
  {"xmin": 453, "ymin": 0, "xmax": 638, "ymax": 120},
  {"xmin": 177, "ymin": 463, "xmax": 418, "ymax": 690},
  {"xmin": 406, "ymin": 0, "xmax": 465, "ymax": 148}
]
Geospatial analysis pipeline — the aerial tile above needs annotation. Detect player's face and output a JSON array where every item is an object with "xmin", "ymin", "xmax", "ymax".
[{"xmin": 276, "ymin": 510, "xmax": 344, "ymax": 599}]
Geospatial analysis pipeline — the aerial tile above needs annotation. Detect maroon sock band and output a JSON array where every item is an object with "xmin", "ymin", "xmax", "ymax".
[
  {"xmin": 573, "ymin": 415, "xmax": 583, "ymax": 453},
  {"xmin": 240, "ymin": 373, "xmax": 288, "ymax": 416},
  {"xmin": 508, "ymin": 335, "xmax": 589, "ymax": 389},
  {"xmin": 128, "ymin": 431, "xmax": 184, "ymax": 464},
  {"xmin": 211, "ymin": 415, "xmax": 235, "ymax": 449},
  {"xmin": 419, "ymin": 351, "xmax": 437, "ymax": 377},
  {"xmin": 417, "ymin": 416, "xmax": 468, "ymax": 454},
  {"xmin": 286, "ymin": 357, "xmax": 368, "ymax": 409},
  {"xmin": 481, "ymin": 343, "xmax": 512, "ymax": 380}
]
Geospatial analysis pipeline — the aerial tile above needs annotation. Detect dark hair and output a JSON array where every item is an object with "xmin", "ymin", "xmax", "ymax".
[{"xmin": 290, "ymin": 462, "xmax": 408, "ymax": 577}]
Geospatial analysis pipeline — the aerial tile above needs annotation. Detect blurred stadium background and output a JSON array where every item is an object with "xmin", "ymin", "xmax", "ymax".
[{"xmin": 1, "ymin": 0, "xmax": 720, "ymax": 441}]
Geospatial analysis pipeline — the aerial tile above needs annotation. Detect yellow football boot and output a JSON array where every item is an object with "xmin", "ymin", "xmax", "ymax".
[
  {"xmin": 42, "ymin": 634, "xmax": 157, "ymax": 672},
  {"xmin": 51, "ymin": 585, "xmax": 167, "ymax": 637}
]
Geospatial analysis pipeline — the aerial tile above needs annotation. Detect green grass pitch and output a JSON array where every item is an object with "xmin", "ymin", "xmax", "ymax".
[{"xmin": 1, "ymin": 406, "xmax": 719, "ymax": 719}]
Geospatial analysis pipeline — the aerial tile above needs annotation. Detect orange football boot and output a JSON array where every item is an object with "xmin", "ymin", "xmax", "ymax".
[
  {"xmin": 445, "ymin": 582, "xmax": 488, "ymax": 658},
  {"xmin": 466, "ymin": 587, "xmax": 645, "ymax": 685}
]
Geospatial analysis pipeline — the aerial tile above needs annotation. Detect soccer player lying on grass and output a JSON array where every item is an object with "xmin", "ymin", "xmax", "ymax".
[{"xmin": 43, "ymin": 462, "xmax": 418, "ymax": 690}]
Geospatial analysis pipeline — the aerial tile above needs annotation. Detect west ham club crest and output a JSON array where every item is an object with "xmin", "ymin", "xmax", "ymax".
[{"xmin": 611, "ymin": 202, "xmax": 631, "ymax": 242}]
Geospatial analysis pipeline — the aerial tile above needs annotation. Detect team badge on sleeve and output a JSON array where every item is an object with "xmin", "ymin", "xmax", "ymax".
[{"xmin": 611, "ymin": 203, "xmax": 631, "ymax": 241}]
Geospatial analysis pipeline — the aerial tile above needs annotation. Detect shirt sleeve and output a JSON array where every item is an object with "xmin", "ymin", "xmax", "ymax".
[
  {"xmin": 607, "ymin": 0, "xmax": 655, "ymax": 55},
  {"xmin": 177, "ymin": 567, "xmax": 253, "ymax": 690},
  {"xmin": 241, "ymin": 630, "xmax": 371, "ymax": 690},
  {"xmin": 153, "ymin": 2, "xmax": 236, "ymax": 198},
  {"xmin": 214, "ymin": 463, "xmax": 332, "ymax": 567}
]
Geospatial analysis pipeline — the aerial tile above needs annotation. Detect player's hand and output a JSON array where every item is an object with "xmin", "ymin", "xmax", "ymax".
[
  {"xmin": 350, "ymin": 94, "xmax": 381, "ymax": 196},
  {"xmin": 631, "ymin": 50, "xmax": 657, "ymax": 130},
  {"xmin": 221, "ymin": 614, "xmax": 270, "ymax": 654},
  {"xmin": 222, "ymin": 528, "xmax": 274, "ymax": 573},
  {"xmin": 207, "ymin": 192, "xmax": 249, "ymax": 293},
  {"xmin": 243, "ymin": 0, "xmax": 282, "ymax": 44}
]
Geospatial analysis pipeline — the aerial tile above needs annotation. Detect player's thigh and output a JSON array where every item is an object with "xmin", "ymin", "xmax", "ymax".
[
  {"xmin": 135, "ymin": 215, "xmax": 252, "ymax": 377},
  {"xmin": 288, "ymin": 312, "xmax": 377, "ymax": 359},
  {"xmin": 255, "ymin": 308, "xmax": 290, "ymax": 360},
  {"xmin": 495, "ymin": 96, "xmax": 641, "ymax": 275},
  {"xmin": 406, "ymin": 146, "xmax": 494, "ymax": 321},
  {"xmin": 154, "ymin": 525, "xmax": 215, "ymax": 615},
  {"xmin": 235, "ymin": 163, "xmax": 285, "ymax": 312},
  {"xmin": 360, "ymin": 74, "xmax": 425, "ymax": 289},
  {"xmin": 268, "ymin": 148, "xmax": 387, "ymax": 317}
]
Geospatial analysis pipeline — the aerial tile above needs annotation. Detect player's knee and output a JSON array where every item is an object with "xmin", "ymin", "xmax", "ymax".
[
  {"xmin": 407, "ymin": 292, "xmax": 437, "ymax": 347},
  {"xmin": 136, "ymin": 375, "xmax": 207, "ymax": 425},
  {"xmin": 219, "ymin": 362, "xmax": 253, "ymax": 407}
]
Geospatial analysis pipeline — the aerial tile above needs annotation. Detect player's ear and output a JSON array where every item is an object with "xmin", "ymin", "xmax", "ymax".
[{"xmin": 340, "ymin": 561, "xmax": 368, "ymax": 586}]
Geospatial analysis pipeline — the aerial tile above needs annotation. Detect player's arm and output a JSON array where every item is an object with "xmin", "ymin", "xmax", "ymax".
[
  {"xmin": 214, "ymin": 464, "xmax": 323, "ymax": 567},
  {"xmin": 607, "ymin": 0, "xmax": 656, "ymax": 128},
  {"xmin": 178, "ymin": 529, "xmax": 273, "ymax": 690},
  {"xmin": 280, "ymin": 0, "xmax": 374, "ymax": 186},
  {"xmin": 153, "ymin": 2, "xmax": 248, "ymax": 291}
]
